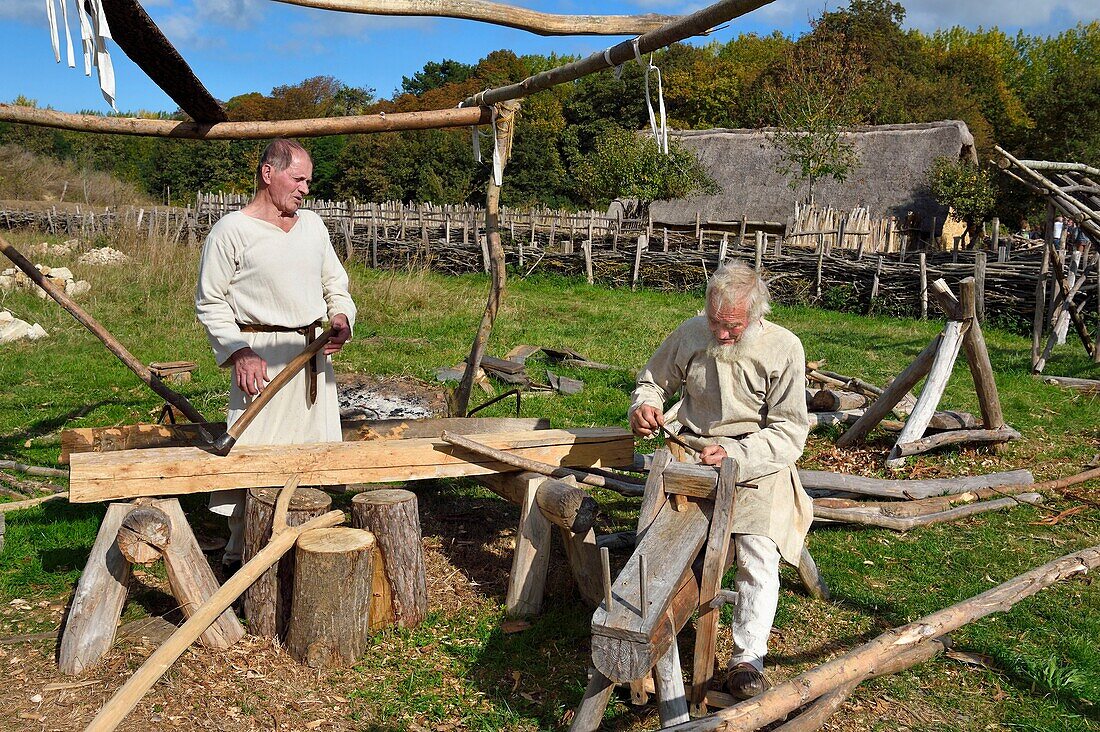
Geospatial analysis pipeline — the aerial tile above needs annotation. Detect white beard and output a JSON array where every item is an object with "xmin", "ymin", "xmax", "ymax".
[{"xmin": 706, "ymin": 320, "xmax": 764, "ymax": 364}]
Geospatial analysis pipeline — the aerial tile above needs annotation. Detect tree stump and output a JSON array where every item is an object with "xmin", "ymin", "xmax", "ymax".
[
  {"xmin": 285, "ymin": 527, "xmax": 375, "ymax": 668},
  {"xmin": 351, "ymin": 489, "xmax": 427, "ymax": 629},
  {"xmin": 243, "ymin": 486, "xmax": 332, "ymax": 638}
]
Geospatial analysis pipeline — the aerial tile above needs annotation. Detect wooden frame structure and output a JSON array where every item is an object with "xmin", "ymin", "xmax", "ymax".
[{"xmin": 994, "ymin": 146, "xmax": 1099, "ymax": 370}]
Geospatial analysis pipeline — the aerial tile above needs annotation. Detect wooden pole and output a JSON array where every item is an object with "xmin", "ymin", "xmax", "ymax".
[
  {"xmin": 83, "ymin": 493, "xmax": 343, "ymax": 732},
  {"xmin": 0, "ymin": 102, "xmax": 492, "ymax": 139},
  {"xmin": 666, "ymin": 545, "xmax": 1100, "ymax": 732},
  {"xmin": 919, "ymin": 252, "xmax": 927, "ymax": 319},
  {"xmin": 0, "ymin": 235, "xmax": 208, "ymax": 427},
  {"xmin": 974, "ymin": 250, "xmax": 987, "ymax": 322},
  {"xmin": 439, "ymin": 430, "xmax": 641, "ymax": 495},
  {"xmin": 463, "ymin": 0, "xmax": 774, "ymax": 108},
  {"xmin": 958, "ymin": 278, "xmax": 1006, "ymax": 430}
]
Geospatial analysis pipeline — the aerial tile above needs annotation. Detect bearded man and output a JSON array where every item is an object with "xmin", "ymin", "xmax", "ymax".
[
  {"xmin": 628, "ymin": 260, "xmax": 811, "ymax": 700},
  {"xmin": 196, "ymin": 138, "xmax": 356, "ymax": 571}
]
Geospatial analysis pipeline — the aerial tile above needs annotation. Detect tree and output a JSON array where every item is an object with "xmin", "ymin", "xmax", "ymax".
[
  {"xmin": 926, "ymin": 157, "xmax": 995, "ymax": 246},
  {"xmin": 764, "ymin": 35, "xmax": 863, "ymax": 201},
  {"xmin": 571, "ymin": 124, "xmax": 716, "ymax": 209},
  {"xmin": 400, "ymin": 60, "xmax": 475, "ymax": 96}
]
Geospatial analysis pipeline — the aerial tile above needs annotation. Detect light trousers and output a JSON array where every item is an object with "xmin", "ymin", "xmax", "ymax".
[{"xmin": 728, "ymin": 534, "xmax": 782, "ymax": 672}]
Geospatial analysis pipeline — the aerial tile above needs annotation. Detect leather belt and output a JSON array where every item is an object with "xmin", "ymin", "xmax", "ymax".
[{"xmin": 236, "ymin": 319, "xmax": 323, "ymax": 406}]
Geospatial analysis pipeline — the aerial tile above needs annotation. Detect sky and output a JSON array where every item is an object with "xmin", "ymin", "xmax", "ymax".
[{"xmin": 2, "ymin": 0, "xmax": 1096, "ymax": 115}]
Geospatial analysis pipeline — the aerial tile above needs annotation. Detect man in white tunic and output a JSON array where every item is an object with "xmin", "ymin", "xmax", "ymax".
[
  {"xmin": 629, "ymin": 260, "xmax": 811, "ymax": 700},
  {"xmin": 195, "ymin": 139, "xmax": 356, "ymax": 569}
]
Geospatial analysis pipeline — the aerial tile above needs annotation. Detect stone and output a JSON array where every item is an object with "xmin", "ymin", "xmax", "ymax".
[
  {"xmin": 66, "ymin": 280, "xmax": 91, "ymax": 297},
  {"xmin": 46, "ymin": 267, "xmax": 74, "ymax": 282}
]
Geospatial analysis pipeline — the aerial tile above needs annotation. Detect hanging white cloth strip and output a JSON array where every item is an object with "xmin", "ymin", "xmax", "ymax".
[
  {"xmin": 44, "ymin": 0, "xmax": 117, "ymax": 109},
  {"xmin": 643, "ymin": 54, "xmax": 668, "ymax": 154},
  {"xmin": 490, "ymin": 106, "xmax": 503, "ymax": 187}
]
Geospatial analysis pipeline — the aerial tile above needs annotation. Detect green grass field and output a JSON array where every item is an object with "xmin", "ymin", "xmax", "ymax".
[{"xmin": 1, "ymin": 227, "xmax": 1098, "ymax": 731}]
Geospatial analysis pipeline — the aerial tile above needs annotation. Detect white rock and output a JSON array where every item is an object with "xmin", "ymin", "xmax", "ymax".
[
  {"xmin": 46, "ymin": 267, "xmax": 74, "ymax": 282},
  {"xmin": 78, "ymin": 247, "xmax": 130, "ymax": 266},
  {"xmin": 26, "ymin": 323, "xmax": 48, "ymax": 340},
  {"xmin": 48, "ymin": 243, "xmax": 72, "ymax": 257},
  {"xmin": 0, "ymin": 312, "xmax": 48, "ymax": 343},
  {"xmin": 66, "ymin": 280, "xmax": 91, "ymax": 297},
  {"xmin": 63, "ymin": 238, "xmax": 82, "ymax": 250},
  {"xmin": 1, "ymin": 268, "xmax": 14, "ymax": 276},
  {"xmin": 0, "ymin": 310, "xmax": 13, "ymax": 323},
  {"xmin": 0, "ymin": 275, "xmax": 13, "ymax": 292}
]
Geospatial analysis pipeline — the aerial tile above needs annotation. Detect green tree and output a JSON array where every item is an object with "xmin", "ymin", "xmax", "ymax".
[
  {"xmin": 401, "ymin": 60, "xmax": 475, "ymax": 96},
  {"xmin": 572, "ymin": 125, "xmax": 715, "ymax": 209},
  {"xmin": 926, "ymin": 157, "xmax": 996, "ymax": 246}
]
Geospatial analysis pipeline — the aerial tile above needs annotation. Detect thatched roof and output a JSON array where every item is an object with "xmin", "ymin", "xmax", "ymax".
[{"xmin": 648, "ymin": 120, "xmax": 976, "ymax": 232}]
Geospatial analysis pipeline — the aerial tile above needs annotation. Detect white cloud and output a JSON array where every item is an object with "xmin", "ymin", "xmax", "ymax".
[{"xmin": 0, "ymin": 0, "xmax": 47, "ymax": 24}]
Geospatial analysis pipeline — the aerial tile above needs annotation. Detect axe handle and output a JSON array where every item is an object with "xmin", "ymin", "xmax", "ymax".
[
  {"xmin": 0, "ymin": 234, "xmax": 208, "ymax": 426},
  {"xmin": 214, "ymin": 327, "xmax": 335, "ymax": 454}
]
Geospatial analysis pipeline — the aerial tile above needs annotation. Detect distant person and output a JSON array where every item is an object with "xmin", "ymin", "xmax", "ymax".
[
  {"xmin": 195, "ymin": 138, "xmax": 355, "ymax": 571},
  {"xmin": 629, "ymin": 261, "xmax": 811, "ymax": 701}
]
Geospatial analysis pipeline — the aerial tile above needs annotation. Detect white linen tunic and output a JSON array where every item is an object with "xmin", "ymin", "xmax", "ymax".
[
  {"xmin": 195, "ymin": 210, "xmax": 357, "ymax": 515},
  {"xmin": 629, "ymin": 316, "xmax": 812, "ymax": 564}
]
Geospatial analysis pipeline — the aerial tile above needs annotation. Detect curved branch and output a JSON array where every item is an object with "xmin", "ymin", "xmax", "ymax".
[
  {"xmin": 0, "ymin": 104, "xmax": 491, "ymax": 139},
  {"xmin": 272, "ymin": 0, "xmax": 677, "ymax": 35}
]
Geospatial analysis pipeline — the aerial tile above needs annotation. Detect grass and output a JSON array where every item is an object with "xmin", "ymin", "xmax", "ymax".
[{"xmin": 0, "ymin": 225, "xmax": 1098, "ymax": 730}]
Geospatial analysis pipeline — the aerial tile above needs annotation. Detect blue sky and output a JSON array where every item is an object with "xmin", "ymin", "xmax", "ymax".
[{"xmin": 3, "ymin": 0, "xmax": 1095, "ymax": 114}]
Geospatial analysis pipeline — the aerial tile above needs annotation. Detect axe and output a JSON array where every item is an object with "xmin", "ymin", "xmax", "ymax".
[{"xmin": 211, "ymin": 327, "xmax": 335, "ymax": 455}]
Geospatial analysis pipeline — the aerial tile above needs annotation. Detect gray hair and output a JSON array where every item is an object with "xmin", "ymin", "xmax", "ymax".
[
  {"xmin": 706, "ymin": 260, "xmax": 771, "ymax": 320},
  {"xmin": 255, "ymin": 139, "xmax": 310, "ymax": 189}
]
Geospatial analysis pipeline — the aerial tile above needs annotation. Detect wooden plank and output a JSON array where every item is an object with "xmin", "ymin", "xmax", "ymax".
[
  {"xmin": 69, "ymin": 428, "xmax": 633, "ymax": 503},
  {"xmin": 885, "ymin": 320, "xmax": 967, "ymax": 468},
  {"xmin": 61, "ymin": 417, "xmax": 552, "ymax": 463},
  {"xmin": 480, "ymin": 355, "xmax": 527, "ymax": 375},
  {"xmin": 591, "ymin": 499, "xmax": 710, "ymax": 682}
]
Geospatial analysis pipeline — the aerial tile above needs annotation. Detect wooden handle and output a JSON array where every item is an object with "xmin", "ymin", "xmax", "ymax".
[{"xmin": 213, "ymin": 328, "xmax": 335, "ymax": 454}]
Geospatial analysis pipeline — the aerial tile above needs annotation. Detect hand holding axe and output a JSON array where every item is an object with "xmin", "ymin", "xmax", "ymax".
[{"xmin": 211, "ymin": 327, "xmax": 335, "ymax": 455}]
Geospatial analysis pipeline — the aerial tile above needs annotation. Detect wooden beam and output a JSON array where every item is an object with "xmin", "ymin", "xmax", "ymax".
[
  {"xmin": 0, "ymin": 103, "xmax": 492, "ymax": 139},
  {"xmin": 274, "ymin": 0, "xmax": 676, "ymax": 35},
  {"xmin": 61, "ymin": 417, "xmax": 551, "ymax": 463},
  {"xmin": 68, "ymin": 428, "xmax": 633, "ymax": 502},
  {"xmin": 462, "ymin": 0, "xmax": 774, "ymax": 107},
  {"xmin": 100, "ymin": 0, "xmax": 226, "ymax": 123}
]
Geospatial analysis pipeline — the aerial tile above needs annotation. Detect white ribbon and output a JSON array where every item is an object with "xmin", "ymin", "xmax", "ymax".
[
  {"xmin": 644, "ymin": 54, "xmax": 668, "ymax": 154},
  {"xmin": 490, "ymin": 106, "xmax": 503, "ymax": 187},
  {"xmin": 44, "ymin": 0, "xmax": 116, "ymax": 109}
]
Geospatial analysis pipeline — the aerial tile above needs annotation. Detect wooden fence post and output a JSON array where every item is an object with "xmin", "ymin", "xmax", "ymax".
[
  {"xmin": 632, "ymin": 234, "xmax": 648, "ymax": 291},
  {"xmin": 919, "ymin": 252, "xmax": 928, "ymax": 319},
  {"xmin": 974, "ymin": 250, "xmax": 987, "ymax": 322}
]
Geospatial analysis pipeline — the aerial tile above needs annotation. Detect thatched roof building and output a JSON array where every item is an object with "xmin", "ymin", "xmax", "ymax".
[{"xmin": 647, "ymin": 120, "xmax": 976, "ymax": 233}]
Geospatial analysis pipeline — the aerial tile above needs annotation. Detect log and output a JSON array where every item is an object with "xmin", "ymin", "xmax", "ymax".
[
  {"xmin": 0, "ymin": 459, "xmax": 68, "ymax": 477},
  {"xmin": 836, "ymin": 334, "xmax": 942, "ymax": 447},
  {"xmin": 772, "ymin": 637, "xmax": 950, "ymax": 732},
  {"xmin": 351, "ymin": 489, "xmax": 428, "ymax": 629},
  {"xmin": 885, "ymin": 319, "xmax": 967, "ymax": 469},
  {"xmin": 535, "ymin": 478, "xmax": 599, "ymax": 534},
  {"xmin": 797, "ymin": 547, "xmax": 829, "ymax": 601},
  {"xmin": 639, "ymin": 454, "xmax": 1034, "ymax": 500},
  {"xmin": 82, "ymin": 486, "xmax": 344, "ymax": 732},
  {"xmin": 279, "ymin": 0, "xmax": 675, "ymax": 34},
  {"xmin": 0, "ymin": 493, "xmax": 67, "ymax": 513},
  {"xmin": 893, "ymin": 426, "xmax": 1021, "ymax": 458},
  {"xmin": 463, "ymin": 0, "xmax": 774, "ymax": 108},
  {"xmin": 0, "ymin": 102, "xmax": 492, "ymax": 139},
  {"xmin": 958, "ymin": 278, "xmax": 1005, "ymax": 430},
  {"xmin": 58, "ymin": 503, "xmax": 135, "ymax": 675},
  {"xmin": 156, "ymin": 498, "xmax": 245, "ymax": 649},
  {"xmin": 439, "ymin": 430, "xmax": 641, "ymax": 496},
  {"xmin": 243, "ymin": 486, "xmax": 332, "ymax": 638},
  {"xmin": 808, "ymin": 389, "xmax": 868, "ymax": 412},
  {"xmin": 1038, "ymin": 375, "xmax": 1100, "ymax": 395},
  {"xmin": 812, "ymin": 493, "xmax": 1044, "ymax": 531},
  {"xmin": 665, "ymin": 545, "xmax": 1100, "ymax": 731},
  {"xmin": 116, "ymin": 505, "xmax": 171, "ymax": 565},
  {"xmin": 285, "ymin": 528, "xmax": 375, "ymax": 668}
]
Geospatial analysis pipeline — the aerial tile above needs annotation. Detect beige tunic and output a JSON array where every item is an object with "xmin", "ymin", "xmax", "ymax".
[
  {"xmin": 196, "ymin": 210, "xmax": 357, "ymax": 514},
  {"xmin": 629, "ymin": 316, "xmax": 812, "ymax": 564}
]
